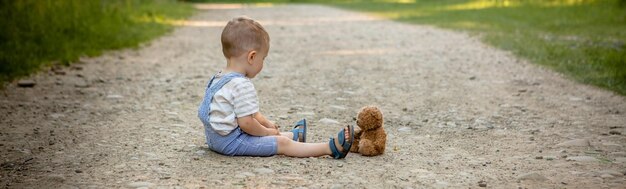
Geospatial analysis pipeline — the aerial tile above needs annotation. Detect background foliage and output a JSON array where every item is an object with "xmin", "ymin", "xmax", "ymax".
[{"xmin": 0, "ymin": 0, "xmax": 193, "ymax": 84}]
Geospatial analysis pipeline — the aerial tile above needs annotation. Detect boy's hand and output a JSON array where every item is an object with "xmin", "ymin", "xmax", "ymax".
[
  {"xmin": 269, "ymin": 122, "xmax": 279, "ymax": 130},
  {"xmin": 266, "ymin": 128, "xmax": 280, "ymax": 136}
]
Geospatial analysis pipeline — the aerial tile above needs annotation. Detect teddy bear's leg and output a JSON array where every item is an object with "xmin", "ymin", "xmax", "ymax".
[
  {"xmin": 350, "ymin": 128, "xmax": 362, "ymax": 153},
  {"xmin": 358, "ymin": 138, "xmax": 382, "ymax": 156}
]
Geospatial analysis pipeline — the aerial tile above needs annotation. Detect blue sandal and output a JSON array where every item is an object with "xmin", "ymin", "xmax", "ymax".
[
  {"xmin": 291, "ymin": 119, "xmax": 307, "ymax": 142},
  {"xmin": 329, "ymin": 125, "xmax": 354, "ymax": 159}
]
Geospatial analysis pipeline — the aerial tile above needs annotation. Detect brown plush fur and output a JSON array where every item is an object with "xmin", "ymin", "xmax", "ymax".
[{"xmin": 349, "ymin": 106, "xmax": 386, "ymax": 156}]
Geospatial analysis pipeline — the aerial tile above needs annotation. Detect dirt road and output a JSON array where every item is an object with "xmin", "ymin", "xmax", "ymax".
[{"xmin": 1, "ymin": 4, "xmax": 625, "ymax": 188}]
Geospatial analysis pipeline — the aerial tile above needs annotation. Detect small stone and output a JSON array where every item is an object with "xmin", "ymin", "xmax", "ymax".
[
  {"xmin": 234, "ymin": 174, "xmax": 246, "ymax": 179},
  {"xmin": 398, "ymin": 127, "xmax": 411, "ymax": 132},
  {"xmin": 127, "ymin": 181, "xmax": 154, "ymax": 188},
  {"xmin": 555, "ymin": 139, "xmax": 590, "ymax": 148},
  {"xmin": 53, "ymin": 70, "xmax": 66, "ymax": 75},
  {"xmin": 296, "ymin": 112, "xmax": 315, "ymax": 116},
  {"xmin": 566, "ymin": 156, "xmax": 598, "ymax": 162},
  {"xmin": 432, "ymin": 181, "xmax": 449, "ymax": 188},
  {"xmin": 469, "ymin": 76, "xmax": 476, "ymax": 80},
  {"xmin": 50, "ymin": 113, "xmax": 65, "ymax": 119},
  {"xmin": 271, "ymin": 180, "xmax": 288, "ymax": 185},
  {"xmin": 535, "ymin": 156, "xmax": 543, "ymax": 159},
  {"xmin": 17, "ymin": 80, "xmax": 36, "ymax": 87},
  {"xmin": 330, "ymin": 105, "xmax": 346, "ymax": 110},
  {"xmin": 602, "ymin": 142, "xmax": 622, "ymax": 148},
  {"xmin": 74, "ymin": 80, "xmax": 90, "ymax": 88},
  {"xmin": 106, "ymin": 94, "xmax": 124, "ymax": 99},
  {"xmin": 254, "ymin": 168, "xmax": 274, "ymax": 174},
  {"xmin": 545, "ymin": 156, "xmax": 556, "ymax": 160},
  {"xmin": 74, "ymin": 170, "xmax": 82, "ymax": 173},
  {"xmin": 569, "ymin": 97, "xmax": 583, "ymax": 101},
  {"xmin": 235, "ymin": 172, "xmax": 255, "ymax": 179},
  {"xmin": 478, "ymin": 180, "xmax": 487, "ymax": 187},
  {"xmin": 279, "ymin": 176, "xmax": 304, "ymax": 182},
  {"xmin": 597, "ymin": 170, "xmax": 622, "ymax": 177},
  {"xmin": 71, "ymin": 65, "xmax": 83, "ymax": 70},
  {"xmin": 609, "ymin": 130, "xmax": 621, "ymax": 135},
  {"xmin": 319, "ymin": 118, "xmax": 339, "ymax": 125},
  {"xmin": 194, "ymin": 150, "xmax": 206, "ymax": 156},
  {"xmin": 600, "ymin": 174, "xmax": 614, "ymax": 179},
  {"xmin": 518, "ymin": 89, "xmax": 527, "ymax": 93},
  {"xmin": 517, "ymin": 172, "xmax": 548, "ymax": 182},
  {"xmin": 278, "ymin": 115, "xmax": 288, "ymax": 120}
]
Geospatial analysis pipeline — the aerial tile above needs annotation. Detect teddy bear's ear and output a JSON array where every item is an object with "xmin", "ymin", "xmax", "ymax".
[
  {"xmin": 365, "ymin": 106, "xmax": 383, "ymax": 121},
  {"xmin": 373, "ymin": 108, "xmax": 383, "ymax": 120}
]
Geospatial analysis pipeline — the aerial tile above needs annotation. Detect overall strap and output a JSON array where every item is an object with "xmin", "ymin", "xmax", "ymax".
[{"xmin": 197, "ymin": 72, "xmax": 246, "ymax": 126}]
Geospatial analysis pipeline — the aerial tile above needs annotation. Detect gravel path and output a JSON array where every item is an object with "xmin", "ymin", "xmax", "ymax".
[{"xmin": 1, "ymin": 4, "xmax": 625, "ymax": 188}]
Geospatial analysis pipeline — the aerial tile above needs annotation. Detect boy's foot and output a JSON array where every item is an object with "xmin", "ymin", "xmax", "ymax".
[
  {"xmin": 329, "ymin": 125, "xmax": 354, "ymax": 159},
  {"xmin": 291, "ymin": 119, "xmax": 307, "ymax": 142}
]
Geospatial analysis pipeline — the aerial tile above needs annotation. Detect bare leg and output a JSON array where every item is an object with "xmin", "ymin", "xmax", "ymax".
[
  {"xmin": 276, "ymin": 127, "xmax": 350, "ymax": 158},
  {"xmin": 279, "ymin": 132, "xmax": 293, "ymax": 140},
  {"xmin": 281, "ymin": 122, "xmax": 305, "ymax": 142}
]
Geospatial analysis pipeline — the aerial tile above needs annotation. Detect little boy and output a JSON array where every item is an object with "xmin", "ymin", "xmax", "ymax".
[{"xmin": 197, "ymin": 16, "xmax": 354, "ymax": 158}]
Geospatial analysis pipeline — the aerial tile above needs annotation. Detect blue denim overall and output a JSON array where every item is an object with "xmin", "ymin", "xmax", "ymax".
[{"xmin": 197, "ymin": 72, "xmax": 277, "ymax": 156}]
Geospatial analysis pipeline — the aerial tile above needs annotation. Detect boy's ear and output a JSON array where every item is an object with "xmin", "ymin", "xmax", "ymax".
[{"xmin": 247, "ymin": 50, "xmax": 257, "ymax": 64}]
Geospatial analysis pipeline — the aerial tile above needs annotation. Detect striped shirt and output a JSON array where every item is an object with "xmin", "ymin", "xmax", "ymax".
[{"xmin": 209, "ymin": 73, "xmax": 259, "ymax": 136}]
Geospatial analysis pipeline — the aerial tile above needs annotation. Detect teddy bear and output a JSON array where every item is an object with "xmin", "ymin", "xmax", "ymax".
[{"xmin": 350, "ymin": 106, "xmax": 386, "ymax": 156}]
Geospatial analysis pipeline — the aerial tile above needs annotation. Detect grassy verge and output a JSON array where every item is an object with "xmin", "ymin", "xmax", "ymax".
[
  {"xmin": 336, "ymin": 0, "xmax": 626, "ymax": 95},
  {"xmin": 0, "ymin": 0, "xmax": 194, "ymax": 85},
  {"xmin": 191, "ymin": 0, "xmax": 626, "ymax": 95}
]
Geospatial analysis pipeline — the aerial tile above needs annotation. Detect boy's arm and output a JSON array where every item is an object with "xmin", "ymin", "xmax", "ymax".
[
  {"xmin": 253, "ymin": 112, "xmax": 278, "ymax": 129},
  {"xmin": 237, "ymin": 115, "xmax": 279, "ymax": 136}
]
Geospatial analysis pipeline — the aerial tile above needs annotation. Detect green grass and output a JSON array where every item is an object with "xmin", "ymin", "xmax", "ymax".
[
  {"xmin": 0, "ymin": 0, "xmax": 194, "ymax": 85},
  {"xmin": 336, "ymin": 0, "xmax": 626, "ymax": 95},
  {"xmin": 190, "ymin": 0, "xmax": 626, "ymax": 95}
]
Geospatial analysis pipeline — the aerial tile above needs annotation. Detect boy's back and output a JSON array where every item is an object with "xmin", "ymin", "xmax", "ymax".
[{"xmin": 200, "ymin": 72, "xmax": 258, "ymax": 136}]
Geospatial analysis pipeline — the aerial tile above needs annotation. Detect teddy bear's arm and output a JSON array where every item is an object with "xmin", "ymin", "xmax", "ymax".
[
  {"xmin": 358, "ymin": 138, "xmax": 384, "ymax": 156},
  {"xmin": 349, "ymin": 128, "xmax": 362, "ymax": 153},
  {"xmin": 359, "ymin": 132, "xmax": 387, "ymax": 156}
]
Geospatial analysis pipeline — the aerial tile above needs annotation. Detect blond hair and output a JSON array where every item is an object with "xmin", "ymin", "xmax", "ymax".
[{"xmin": 221, "ymin": 16, "xmax": 270, "ymax": 58}]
